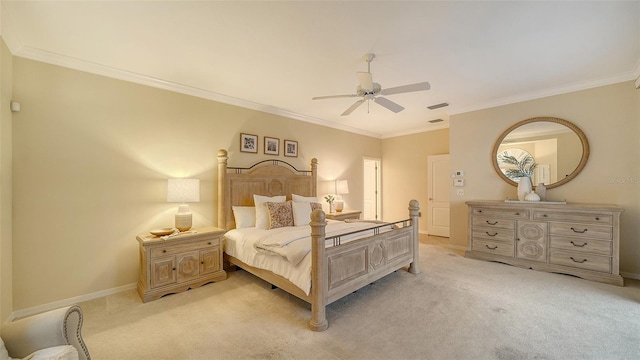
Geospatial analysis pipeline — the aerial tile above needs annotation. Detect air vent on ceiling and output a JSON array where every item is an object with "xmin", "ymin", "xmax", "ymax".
[
  {"xmin": 428, "ymin": 119, "xmax": 444, "ymax": 123},
  {"xmin": 427, "ymin": 102, "xmax": 449, "ymax": 110}
]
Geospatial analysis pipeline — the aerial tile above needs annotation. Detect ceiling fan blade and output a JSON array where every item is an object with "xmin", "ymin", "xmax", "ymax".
[
  {"xmin": 374, "ymin": 97, "xmax": 405, "ymax": 113},
  {"xmin": 341, "ymin": 99, "xmax": 366, "ymax": 116},
  {"xmin": 380, "ymin": 82, "xmax": 431, "ymax": 96},
  {"xmin": 312, "ymin": 94, "xmax": 359, "ymax": 100},
  {"xmin": 357, "ymin": 72, "xmax": 373, "ymax": 91}
]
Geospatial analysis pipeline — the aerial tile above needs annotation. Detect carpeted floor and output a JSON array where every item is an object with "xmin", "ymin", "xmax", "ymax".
[{"xmin": 80, "ymin": 242, "xmax": 640, "ymax": 360}]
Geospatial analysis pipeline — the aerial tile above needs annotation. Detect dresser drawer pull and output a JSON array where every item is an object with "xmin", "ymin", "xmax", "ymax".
[
  {"xmin": 570, "ymin": 227, "xmax": 588, "ymax": 234},
  {"xmin": 486, "ymin": 221, "xmax": 498, "ymax": 225},
  {"xmin": 570, "ymin": 241, "xmax": 588, "ymax": 247},
  {"xmin": 208, "ymin": 242, "xmax": 212, "ymax": 245},
  {"xmin": 515, "ymin": 212, "xmax": 520, "ymax": 216},
  {"xmin": 570, "ymin": 257, "xmax": 587, "ymax": 264},
  {"xmin": 486, "ymin": 232, "xmax": 498, "ymax": 237},
  {"xmin": 542, "ymin": 214, "xmax": 548, "ymax": 217},
  {"xmin": 163, "ymin": 250, "xmax": 167, "ymax": 253},
  {"xmin": 485, "ymin": 244, "xmax": 498, "ymax": 250}
]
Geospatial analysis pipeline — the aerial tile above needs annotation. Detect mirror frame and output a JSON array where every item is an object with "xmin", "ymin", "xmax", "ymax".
[{"xmin": 491, "ymin": 117, "xmax": 590, "ymax": 189}]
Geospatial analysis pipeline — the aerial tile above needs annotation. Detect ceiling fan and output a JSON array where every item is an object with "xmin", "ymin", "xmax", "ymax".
[{"xmin": 312, "ymin": 53, "xmax": 431, "ymax": 116}]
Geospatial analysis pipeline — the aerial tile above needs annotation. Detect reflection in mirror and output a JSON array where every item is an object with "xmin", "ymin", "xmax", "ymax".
[{"xmin": 492, "ymin": 117, "xmax": 589, "ymax": 189}]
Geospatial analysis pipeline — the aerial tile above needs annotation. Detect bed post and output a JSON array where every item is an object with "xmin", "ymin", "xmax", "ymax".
[
  {"xmin": 309, "ymin": 209, "xmax": 328, "ymax": 332},
  {"xmin": 310, "ymin": 158, "xmax": 318, "ymax": 196},
  {"xmin": 217, "ymin": 149, "xmax": 228, "ymax": 230},
  {"xmin": 408, "ymin": 199, "xmax": 421, "ymax": 274}
]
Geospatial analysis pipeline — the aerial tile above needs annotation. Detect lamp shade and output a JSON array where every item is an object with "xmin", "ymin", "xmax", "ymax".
[
  {"xmin": 167, "ymin": 178, "xmax": 200, "ymax": 203},
  {"xmin": 336, "ymin": 180, "xmax": 349, "ymax": 195}
]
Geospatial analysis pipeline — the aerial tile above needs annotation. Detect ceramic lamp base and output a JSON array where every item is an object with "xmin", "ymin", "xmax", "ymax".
[{"xmin": 175, "ymin": 204, "xmax": 193, "ymax": 231}]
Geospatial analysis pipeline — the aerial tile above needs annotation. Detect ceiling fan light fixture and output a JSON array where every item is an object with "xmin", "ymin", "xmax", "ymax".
[{"xmin": 427, "ymin": 102, "xmax": 449, "ymax": 110}]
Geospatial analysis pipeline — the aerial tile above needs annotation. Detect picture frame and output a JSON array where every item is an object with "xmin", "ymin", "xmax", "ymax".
[
  {"xmin": 284, "ymin": 140, "xmax": 298, "ymax": 157},
  {"xmin": 264, "ymin": 136, "xmax": 279, "ymax": 155},
  {"xmin": 240, "ymin": 133, "xmax": 258, "ymax": 153}
]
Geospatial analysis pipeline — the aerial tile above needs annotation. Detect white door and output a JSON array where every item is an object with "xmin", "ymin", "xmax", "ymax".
[
  {"xmin": 363, "ymin": 158, "xmax": 381, "ymax": 220},
  {"xmin": 427, "ymin": 154, "xmax": 450, "ymax": 237}
]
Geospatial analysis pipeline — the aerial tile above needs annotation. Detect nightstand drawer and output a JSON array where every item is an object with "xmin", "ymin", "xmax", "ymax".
[{"xmin": 150, "ymin": 238, "xmax": 220, "ymax": 258}]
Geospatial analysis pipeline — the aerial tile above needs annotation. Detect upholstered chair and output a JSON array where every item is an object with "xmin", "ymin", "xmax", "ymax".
[{"xmin": 1, "ymin": 305, "xmax": 90, "ymax": 360}]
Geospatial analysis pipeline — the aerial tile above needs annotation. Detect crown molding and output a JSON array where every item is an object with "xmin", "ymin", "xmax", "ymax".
[{"xmin": 11, "ymin": 45, "xmax": 384, "ymax": 139}]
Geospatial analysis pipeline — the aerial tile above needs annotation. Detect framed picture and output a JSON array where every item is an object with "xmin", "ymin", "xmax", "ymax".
[
  {"xmin": 240, "ymin": 133, "xmax": 258, "ymax": 153},
  {"xmin": 284, "ymin": 140, "xmax": 298, "ymax": 157},
  {"xmin": 264, "ymin": 136, "xmax": 279, "ymax": 155}
]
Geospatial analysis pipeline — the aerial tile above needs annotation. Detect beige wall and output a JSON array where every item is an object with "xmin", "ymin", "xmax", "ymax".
[
  {"xmin": 1, "ymin": 39, "xmax": 13, "ymax": 321},
  {"xmin": 381, "ymin": 128, "xmax": 449, "ymax": 234},
  {"xmin": 11, "ymin": 57, "xmax": 381, "ymax": 310},
  {"xmin": 450, "ymin": 81, "xmax": 640, "ymax": 277}
]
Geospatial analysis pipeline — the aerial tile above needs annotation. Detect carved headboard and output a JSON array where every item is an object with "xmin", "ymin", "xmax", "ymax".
[{"xmin": 217, "ymin": 149, "xmax": 318, "ymax": 230}]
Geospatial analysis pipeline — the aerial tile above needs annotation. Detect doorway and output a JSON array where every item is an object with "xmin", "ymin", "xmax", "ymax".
[
  {"xmin": 427, "ymin": 154, "xmax": 450, "ymax": 237},
  {"xmin": 362, "ymin": 158, "xmax": 381, "ymax": 220}
]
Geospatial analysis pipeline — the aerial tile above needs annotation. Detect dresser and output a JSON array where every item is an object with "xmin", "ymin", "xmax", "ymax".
[
  {"xmin": 465, "ymin": 200, "xmax": 623, "ymax": 286},
  {"xmin": 137, "ymin": 226, "xmax": 227, "ymax": 302}
]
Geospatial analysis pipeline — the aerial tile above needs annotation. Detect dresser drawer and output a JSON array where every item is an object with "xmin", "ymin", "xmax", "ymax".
[
  {"xmin": 472, "ymin": 217, "xmax": 514, "ymax": 230},
  {"xmin": 533, "ymin": 211, "xmax": 613, "ymax": 225},
  {"xmin": 150, "ymin": 238, "xmax": 220, "ymax": 258},
  {"xmin": 473, "ymin": 208, "xmax": 529, "ymax": 219},
  {"xmin": 549, "ymin": 250, "xmax": 611, "ymax": 273},
  {"xmin": 550, "ymin": 236, "xmax": 612, "ymax": 256},
  {"xmin": 472, "ymin": 227, "xmax": 514, "ymax": 242},
  {"xmin": 472, "ymin": 239, "xmax": 514, "ymax": 257},
  {"xmin": 549, "ymin": 223, "xmax": 612, "ymax": 241}
]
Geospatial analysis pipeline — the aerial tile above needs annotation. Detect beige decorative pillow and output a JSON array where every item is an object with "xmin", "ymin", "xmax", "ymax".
[{"xmin": 266, "ymin": 201, "xmax": 294, "ymax": 229}]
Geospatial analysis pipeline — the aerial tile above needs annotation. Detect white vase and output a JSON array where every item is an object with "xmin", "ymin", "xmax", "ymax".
[
  {"xmin": 535, "ymin": 183, "xmax": 547, "ymax": 201},
  {"xmin": 517, "ymin": 177, "xmax": 532, "ymax": 201}
]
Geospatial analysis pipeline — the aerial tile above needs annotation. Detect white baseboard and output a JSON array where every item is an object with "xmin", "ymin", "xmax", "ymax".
[{"xmin": 9, "ymin": 283, "xmax": 136, "ymax": 321}]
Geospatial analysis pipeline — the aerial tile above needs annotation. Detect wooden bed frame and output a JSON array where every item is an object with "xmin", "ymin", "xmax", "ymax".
[{"xmin": 217, "ymin": 149, "xmax": 420, "ymax": 331}]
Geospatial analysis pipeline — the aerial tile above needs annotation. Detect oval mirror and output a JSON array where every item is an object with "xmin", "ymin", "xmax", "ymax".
[{"xmin": 492, "ymin": 117, "xmax": 589, "ymax": 189}]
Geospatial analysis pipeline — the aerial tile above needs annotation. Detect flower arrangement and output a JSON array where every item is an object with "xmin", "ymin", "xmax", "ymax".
[
  {"xmin": 324, "ymin": 194, "xmax": 335, "ymax": 204},
  {"xmin": 498, "ymin": 151, "xmax": 537, "ymax": 179}
]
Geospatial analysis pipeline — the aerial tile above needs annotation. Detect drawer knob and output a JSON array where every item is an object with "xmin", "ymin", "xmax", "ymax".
[
  {"xmin": 595, "ymin": 217, "xmax": 600, "ymax": 221},
  {"xmin": 543, "ymin": 214, "xmax": 548, "ymax": 217},
  {"xmin": 486, "ymin": 232, "xmax": 498, "ymax": 237},
  {"xmin": 515, "ymin": 212, "xmax": 520, "ymax": 215},
  {"xmin": 172, "ymin": 267, "xmax": 176, "ymax": 271},
  {"xmin": 570, "ymin": 257, "xmax": 587, "ymax": 264},
  {"xmin": 163, "ymin": 250, "xmax": 167, "ymax": 253},
  {"xmin": 570, "ymin": 241, "xmax": 588, "ymax": 247},
  {"xmin": 485, "ymin": 244, "xmax": 498, "ymax": 250},
  {"xmin": 486, "ymin": 221, "xmax": 498, "ymax": 225},
  {"xmin": 570, "ymin": 227, "xmax": 588, "ymax": 234},
  {"xmin": 208, "ymin": 242, "xmax": 212, "ymax": 245}
]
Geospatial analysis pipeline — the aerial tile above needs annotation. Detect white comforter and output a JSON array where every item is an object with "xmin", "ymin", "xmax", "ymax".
[{"xmin": 224, "ymin": 220, "xmax": 392, "ymax": 295}]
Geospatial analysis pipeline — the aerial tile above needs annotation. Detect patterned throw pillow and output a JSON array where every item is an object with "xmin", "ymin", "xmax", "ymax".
[
  {"xmin": 266, "ymin": 201, "xmax": 294, "ymax": 229},
  {"xmin": 310, "ymin": 202, "xmax": 323, "ymax": 211}
]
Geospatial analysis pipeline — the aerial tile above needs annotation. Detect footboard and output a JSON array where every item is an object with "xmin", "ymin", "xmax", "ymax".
[{"xmin": 309, "ymin": 200, "xmax": 420, "ymax": 331}]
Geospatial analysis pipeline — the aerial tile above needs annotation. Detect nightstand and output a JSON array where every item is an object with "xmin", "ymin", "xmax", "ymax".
[
  {"xmin": 326, "ymin": 210, "xmax": 362, "ymax": 221},
  {"xmin": 136, "ymin": 226, "xmax": 227, "ymax": 302}
]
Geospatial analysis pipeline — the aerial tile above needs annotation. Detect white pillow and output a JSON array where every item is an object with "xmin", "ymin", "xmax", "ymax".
[
  {"xmin": 292, "ymin": 193, "xmax": 317, "ymax": 203},
  {"xmin": 232, "ymin": 206, "xmax": 256, "ymax": 228},
  {"xmin": 254, "ymin": 194, "xmax": 286, "ymax": 229},
  {"xmin": 292, "ymin": 201, "xmax": 323, "ymax": 226}
]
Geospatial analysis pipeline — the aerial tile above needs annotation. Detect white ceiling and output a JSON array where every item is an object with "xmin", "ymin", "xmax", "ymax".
[{"xmin": 1, "ymin": 1, "xmax": 639, "ymax": 138}]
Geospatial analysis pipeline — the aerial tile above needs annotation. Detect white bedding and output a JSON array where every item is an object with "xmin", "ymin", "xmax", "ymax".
[{"xmin": 224, "ymin": 220, "xmax": 394, "ymax": 295}]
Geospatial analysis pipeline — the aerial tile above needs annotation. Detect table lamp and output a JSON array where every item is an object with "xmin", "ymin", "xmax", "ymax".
[
  {"xmin": 167, "ymin": 178, "xmax": 200, "ymax": 231},
  {"xmin": 334, "ymin": 179, "xmax": 349, "ymax": 213}
]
